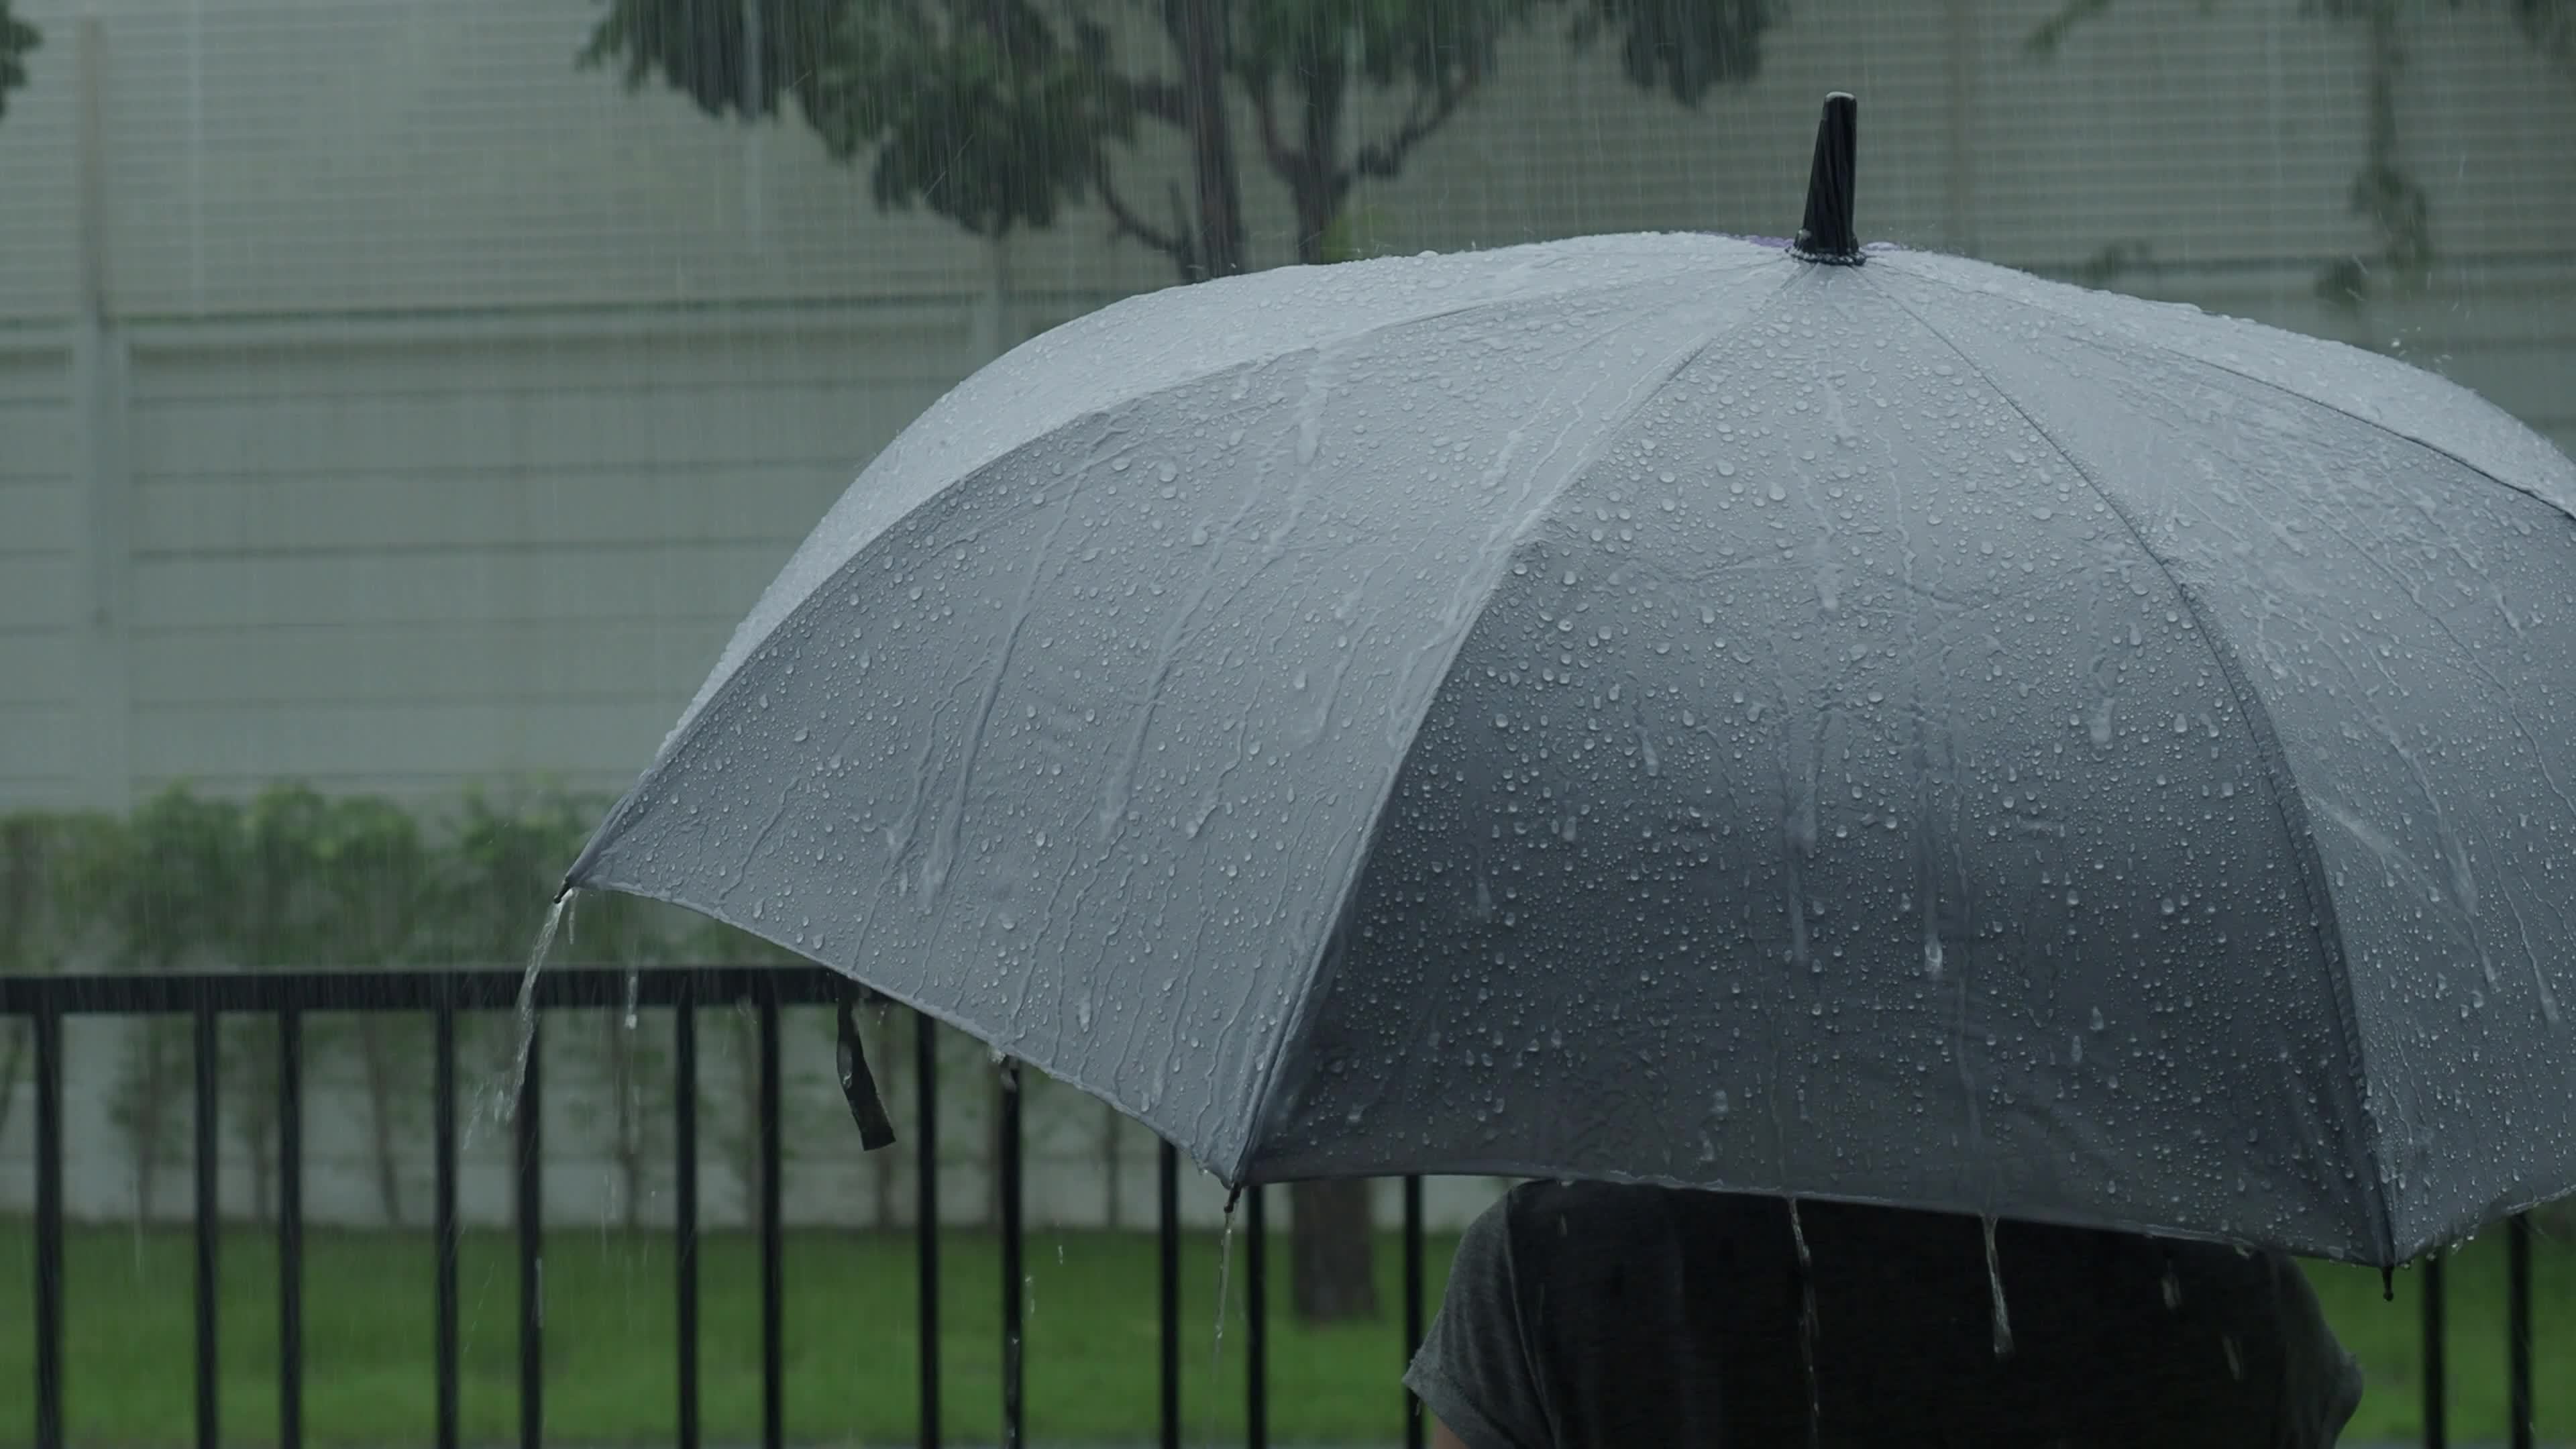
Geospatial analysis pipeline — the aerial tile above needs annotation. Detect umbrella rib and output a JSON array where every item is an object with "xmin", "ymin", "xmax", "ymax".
[
  {"xmin": 1223, "ymin": 302, "xmax": 1791, "ymax": 1186},
  {"xmin": 1873, "ymin": 283, "xmax": 2402, "ymax": 1267},
  {"xmin": 1886, "ymin": 259, "xmax": 2576, "ymax": 529}
]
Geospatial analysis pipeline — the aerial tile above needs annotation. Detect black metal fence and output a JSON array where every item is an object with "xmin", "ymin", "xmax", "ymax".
[{"xmin": 0, "ymin": 966, "xmax": 2544, "ymax": 1449}]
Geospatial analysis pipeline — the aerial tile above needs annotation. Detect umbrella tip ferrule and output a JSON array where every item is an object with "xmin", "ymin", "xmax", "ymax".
[{"xmin": 1792, "ymin": 92, "xmax": 1862, "ymax": 266}]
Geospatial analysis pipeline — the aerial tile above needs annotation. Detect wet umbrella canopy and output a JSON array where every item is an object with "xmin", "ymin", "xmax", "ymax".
[{"xmin": 569, "ymin": 96, "xmax": 2576, "ymax": 1269}]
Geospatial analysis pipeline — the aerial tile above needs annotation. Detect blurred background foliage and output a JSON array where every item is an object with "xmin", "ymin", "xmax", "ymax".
[{"xmin": 0, "ymin": 784, "xmax": 957, "ymax": 1234}]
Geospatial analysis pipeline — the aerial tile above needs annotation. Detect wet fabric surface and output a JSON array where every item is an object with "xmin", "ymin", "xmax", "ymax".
[{"xmin": 572, "ymin": 232, "xmax": 2576, "ymax": 1260}]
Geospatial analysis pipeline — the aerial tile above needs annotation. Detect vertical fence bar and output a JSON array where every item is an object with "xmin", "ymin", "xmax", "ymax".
[
  {"xmin": 1403, "ymin": 1177, "xmax": 1426, "ymax": 1449},
  {"xmin": 914, "ymin": 1010, "xmax": 941, "ymax": 1449},
  {"xmin": 277, "ymin": 1008, "xmax": 304, "ymax": 1449},
  {"xmin": 1158, "ymin": 1142, "xmax": 1180, "ymax": 1449},
  {"xmin": 1246, "ymin": 1185, "xmax": 1268, "ymax": 1449},
  {"xmin": 34, "ymin": 1004, "xmax": 64, "ymax": 1449},
  {"xmin": 2508, "ymin": 1214, "xmax": 2533, "ymax": 1449},
  {"xmin": 433, "ymin": 996, "xmax": 460, "ymax": 1449},
  {"xmin": 1000, "ymin": 1062, "xmax": 1024, "ymax": 1449},
  {"xmin": 675, "ymin": 994, "xmax": 701, "ymax": 1449},
  {"xmin": 517, "ymin": 1016, "xmax": 544, "ymax": 1449},
  {"xmin": 194, "ymin": 1003, "xmax": 220, "ymax": 1449},
  {"xmin": 758, "ymin": 995, "xmax": 784, "ymax": 1449},
  {"xmin": 2422, "ymin": 1250, "xmax": 2447, "ymax": 1449}
]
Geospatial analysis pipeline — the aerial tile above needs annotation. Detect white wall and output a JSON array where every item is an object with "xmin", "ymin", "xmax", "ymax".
[{"xmin": 1, "ymin": 0, "xmax": 2570, "ymax": 808}]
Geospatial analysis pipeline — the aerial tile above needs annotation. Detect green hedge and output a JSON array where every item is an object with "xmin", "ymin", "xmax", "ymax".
[
  {"xmin": 0, "ymin": 782, "xmax": 822, "ymax": 1228},
  {"xmin": 0, "ymin": 781, "xmax": 786, "ymax": 979},
  {"xmin": 0, "ymin": 782, "xmax": 1133, "ymax": 1234}
]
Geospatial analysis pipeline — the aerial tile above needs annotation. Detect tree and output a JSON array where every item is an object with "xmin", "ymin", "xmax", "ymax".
[
  {"xmin": 229, "ymin": 785, "xmax": 333, "ymax": 1223},
  {"xmin": 66, "ymin": 789, "xmax": 246, "ymax": 1221},
  {"xmin": 582, "ymin": 0, "xmax": 1777, "ymax": 279},
  {"xmin": 2025, "ymin": 0, "xmax": 2575, "ymax": 308},
  {"xmin": 0, "ymin": 813, "xmax": 107, "ymax": 1145},
  {"xmin": 0, "ymin": 818, "xmax": 40, "ymax": 1140},
  {"xmin": 447, "ymin": 788, "xmax": 667, "ymax": 1228},
  {"xmin": 309, "ymin": 793, "xmax": 443, "ymax": 1225},
  {"xmin": 0, "ymin": 1, "xmax": 37, "ymax": 121}
]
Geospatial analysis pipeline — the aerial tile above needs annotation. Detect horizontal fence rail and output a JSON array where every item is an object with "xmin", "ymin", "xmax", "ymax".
[{"xmin": 0, "ymin": 966, "xmax": 2550, "ymax": 1449}]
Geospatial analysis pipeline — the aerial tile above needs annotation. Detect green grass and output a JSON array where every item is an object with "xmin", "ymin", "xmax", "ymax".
[
  {"xmin": 0, "ymin": 1219, "xmax": 2565, "ymax": 1445},
  {"xmin": 0, "ymin": 1221, "xmax": 1458, "ymax": 1446}
]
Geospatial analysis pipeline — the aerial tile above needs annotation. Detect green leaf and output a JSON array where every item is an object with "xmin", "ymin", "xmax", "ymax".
[{"xmin": 0, "ymin": 0, "xmax": 38, "ymax": 121}]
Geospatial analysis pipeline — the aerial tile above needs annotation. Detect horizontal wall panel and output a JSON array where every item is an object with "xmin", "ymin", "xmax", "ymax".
[
  {"xmin": 0, "ymin": 353, "xmax": 75, "ymax": 484},
  {"xmin": 130, "ymin": 698, "xmax": 688, "ymax": 784},
  {"xmin": 0, "ymin": 555, "xmax": 74, "ymax": 628},
  {"xmin": 129, "ymin": 315, "xmax": 987, "ymax": 399},
  {"xmin": 130, "ymin": 618, "xmax": 734, "ymax": 708},
  {"xmin": 129, "ymin": 541, "xmax": 797, "ymax": 629},
  {"xmin": 0, "ymin": 702, "xmax": 78, "ymax": 795},
  {"xmin": 132, "ymin": 462, "xmax": 853, "ymax": 555},
  {"xmin": 0, "ymin": 482, "xmax": 76, "ymax": 557},
  {"xmin": 126, "ymin": 765, "xmax": 646, "ymax": 802},
  {"xmin": 0, "ymin": 7, "xmax": 80, "ymax": 325},
  {"xmin": 66, "ymin": 0, "xmax": 996, "ymax": 317},
  {"xmin": 0, "ymin": 632, "xmax": 78, "ymax": 703},
  {"xmin": 130, "ymin": 382, "xmax": 938, "ymax": 478}
]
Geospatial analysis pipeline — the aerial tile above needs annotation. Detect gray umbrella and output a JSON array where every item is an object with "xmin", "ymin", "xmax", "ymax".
[{"xmin": 569, "ymin": 96, "xmax": 2576, "ymax": 1268}]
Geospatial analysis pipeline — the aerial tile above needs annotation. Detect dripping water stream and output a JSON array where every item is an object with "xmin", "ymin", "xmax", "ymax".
[
  {"xmin": 1205, "ymin": 1191, "xmax": 1242, "ymax": 1445},
  {"xmin": 1982, "ymin": 1214, "xmax": 2014, "ymax": 1357},
  {"xmin": 1788, "ymin": 1198, "xmax": 1819, "ymax": 1449},
  {"xmin": 506, "ymin": 891, "xmax": 573, "ymax": 1122}
]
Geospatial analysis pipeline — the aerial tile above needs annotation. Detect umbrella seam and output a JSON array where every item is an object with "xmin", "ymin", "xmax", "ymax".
[
  {"xmin": 651, "ymin": 250, "xmax": 1792, "ymax": 747},
  {"xmin": 572, "ymin": 252, "xmax": 1798, "ymax": 1179},
  {"xmin": 1884, "ymin": 256, "xmax": 2576, "ymax": 529},
  {"xmin": 1225, "ymin": 288, "xmax": 1801, "ymax": 1185},
  {"xmin": 1873, "ymin": 281, "xmax": 2403, "ymax": 1268},
  {"xmin": 571, "ymin": 256, "xmax": 1792, "ymax": 895}
]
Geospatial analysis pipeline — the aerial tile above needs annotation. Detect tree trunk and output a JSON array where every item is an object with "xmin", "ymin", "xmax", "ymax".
[
  {"xmin": 245, "ymin": 1123, "xmax": 276, "ymax": 1225},
  {"xmin": 130, "ymin": 1021, "xmax": 178, "ymax": 1220},
  {"xmin": 867, "ymin": 1008, "xmax": 904, "ymax": 1231},
  {"xmin": 0, "ymin": 823, "xmax": 36, "ymax": 1142},
  {"xmin": 1172, "ymin": 0, "xmax": 1246, "ymax": 278},
  {"xmin": 0, "ymin": 1021, "xmax": 27, "ymax": 1146},
  {"xmin": 221, "ymin": 1018, "xmax": 282, "ymax": 1226},
  {"xmin": 356, "ymin": 1016, "xmax": 407, "ymax": 1226},
  {"xmin": 732, "ymin": 1010, "xmax": 763, "ymax": 1227},
  {"xmin": 871, "ymin": 1128, "xmax": 900, "ymax": 1230},
  {"xmin": 984, "ymin": 1065, "xmax": 1006, "ymax": 1229},
  {"xmin": 606, "ymin": 1014, "xmax": 646, "ymax": 1231},
  {"xmin": 1279, "ymin": 57, "xmax": 1375, "ymax": 1319},
  {"xmin": 1289, "ymin": 60, "xmax": 1346, "ymax": 266},
  {"xmin": 1099, "ymin": 1099, "xmax": 1124, "ymax": 1230},
  {"xmin": 1290, "ymin": 1178, "xmax": 1378, "ymax": 1322}
]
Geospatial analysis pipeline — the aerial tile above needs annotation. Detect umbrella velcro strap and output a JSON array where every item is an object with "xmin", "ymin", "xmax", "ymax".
[{"xmin": 836, "ymin": 992, "xmax": 898, "ymax": 1152}]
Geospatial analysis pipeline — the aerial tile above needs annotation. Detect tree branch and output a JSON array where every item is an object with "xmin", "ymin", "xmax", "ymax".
[
  {"xmin": 1250, "ymin": 74, "xmax": 1301, "ymax": 178},
  {"xmin": 1094, "ymin": 158, "xmax": 1192, "ymax": 268},
  {"xmin": 2022, "ymin": 0, "xmax": 2116, "ymax": 58},
  {"xmin": 1130, "ymin": 76, "xmax": 1189, "ymax": 126},
  {"xmin": 1350, "ymin": 71, "xmax": 1479, "ymax": 186}
]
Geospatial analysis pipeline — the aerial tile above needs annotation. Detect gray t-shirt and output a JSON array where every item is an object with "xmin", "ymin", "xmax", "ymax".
[{"xmin": 1406, "ymin": 1183, "xmax": 2363, "ymax": 1449}]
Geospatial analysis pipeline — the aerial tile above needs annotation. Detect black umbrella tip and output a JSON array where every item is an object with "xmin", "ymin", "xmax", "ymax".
[{"xmin": 1792, "ymin": 92, "xmax": 1862, "ymax": 265}]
